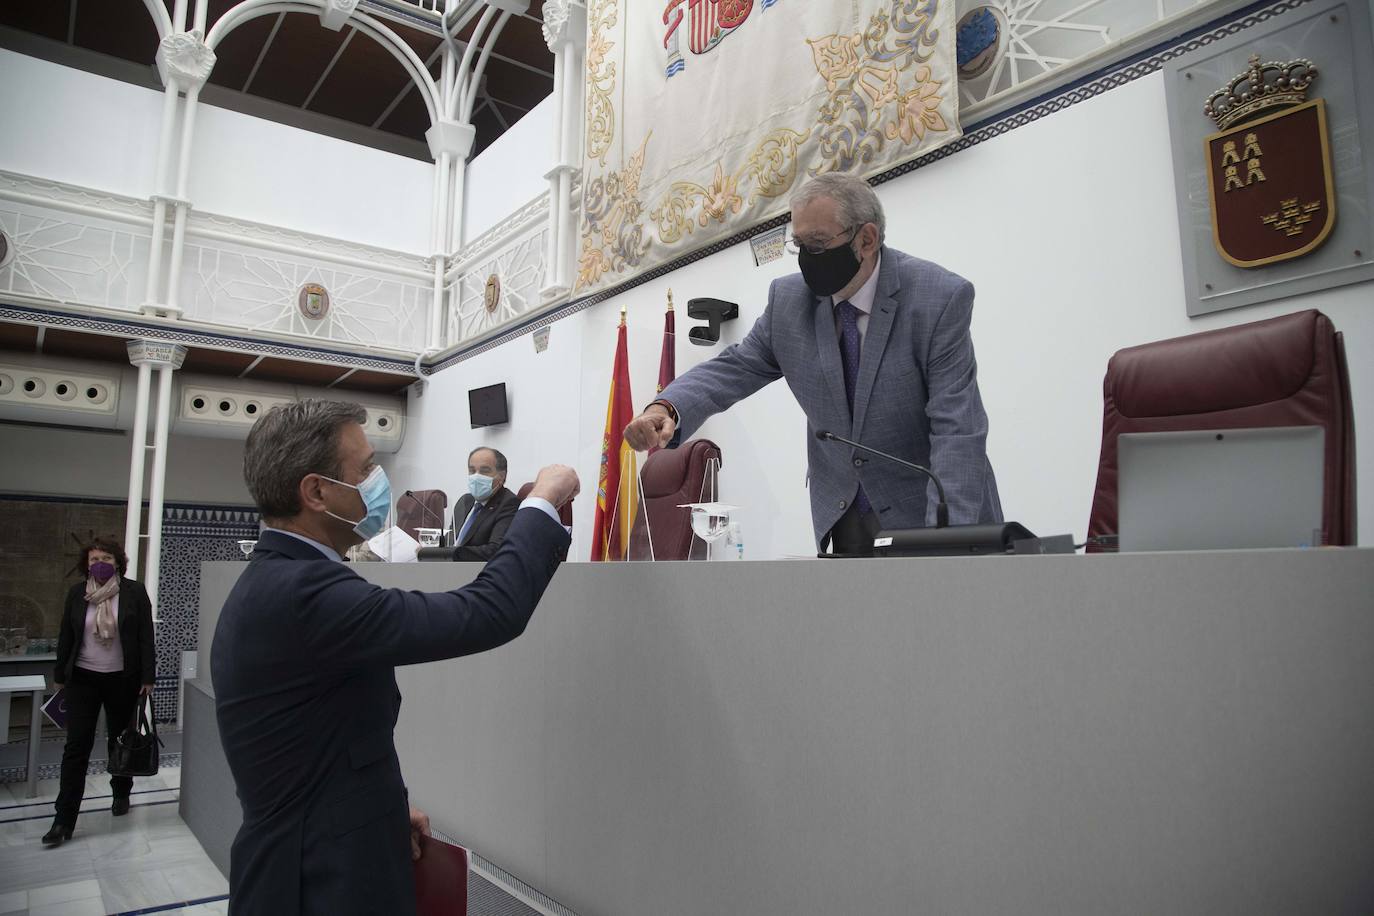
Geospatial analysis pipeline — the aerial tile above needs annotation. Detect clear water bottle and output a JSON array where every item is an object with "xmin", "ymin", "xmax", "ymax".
[{"xmin": 729, "ymin": 521, "xmax": 743, "ymax": 560}]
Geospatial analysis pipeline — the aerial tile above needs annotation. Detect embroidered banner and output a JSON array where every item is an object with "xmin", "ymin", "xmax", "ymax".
[{"xmin": 578, "ymin": 0, "xmax": 960, "ymax": 295}]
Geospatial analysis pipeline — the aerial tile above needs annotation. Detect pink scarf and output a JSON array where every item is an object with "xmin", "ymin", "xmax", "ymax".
[{"xmin": 84, "ymin": 575, "xmax": 120, "ymax": 648}]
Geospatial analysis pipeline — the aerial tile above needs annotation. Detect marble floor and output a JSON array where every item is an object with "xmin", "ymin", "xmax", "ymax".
[{"xmin": 0, "ymin": 767, "xmax": 229, "ymax": 915}]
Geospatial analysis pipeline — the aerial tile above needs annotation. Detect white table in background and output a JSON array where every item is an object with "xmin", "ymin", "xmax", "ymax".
[
  {"xmin": 0, "ymin": 655, "xmax": 55, "ymax": 742},
  {"xmin": 0, "ymin": 675, "xmax": 47, "ymax": 798}
]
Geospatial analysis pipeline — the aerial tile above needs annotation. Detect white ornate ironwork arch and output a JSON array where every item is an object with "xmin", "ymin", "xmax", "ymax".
[
  {"xmin": 139, "ymin": 0, "xmax": 174, "ymax": 40},
  {"xmin": 205, "ymin": 0, "xmax": 443, "ymax": 131}
]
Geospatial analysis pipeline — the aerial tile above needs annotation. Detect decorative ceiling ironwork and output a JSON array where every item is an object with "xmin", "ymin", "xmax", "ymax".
[{"xmin": 0, "ymin": 0, "xmax": 554, "ymax": 159}]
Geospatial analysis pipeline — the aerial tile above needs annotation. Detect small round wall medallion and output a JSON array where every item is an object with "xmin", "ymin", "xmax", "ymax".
[
  {"xmin": 0, "ymin": 231, "xmax": 11, "ymax": 270},
  {"xmin": 955, "ymin": 6, "xmax": 1006, "ymax": 81},
  {"xmin": 483, "ymin": 274, "xmax": 501, "ymax": 314},
  {"xmin": 298, "ymin": 283, "xmax": 330, "ymax": 320}
]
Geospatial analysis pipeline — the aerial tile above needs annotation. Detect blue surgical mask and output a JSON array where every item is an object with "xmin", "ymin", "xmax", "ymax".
[
  {"xmin": 468, "ymin": 473, "xmax": 495, "ymax": 502},
  {"xmin": 321, "ymin": 466, "xmax": 392, "ymax": 540}
]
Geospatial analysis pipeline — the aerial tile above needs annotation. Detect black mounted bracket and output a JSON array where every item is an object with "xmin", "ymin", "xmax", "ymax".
[{"xmin": 686, "ymin": 297, "xmax": 740, "ymax": 346}]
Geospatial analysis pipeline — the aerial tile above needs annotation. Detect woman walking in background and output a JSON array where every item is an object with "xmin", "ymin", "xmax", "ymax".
[{"xmin": 43, "ymin": 537, "xmax": 155, "ymax": 847}]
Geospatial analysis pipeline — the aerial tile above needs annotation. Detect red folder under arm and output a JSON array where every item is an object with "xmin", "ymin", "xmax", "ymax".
[{"xmin": 414, "ymin": 833, "xmax": 468, "ymax": 916}]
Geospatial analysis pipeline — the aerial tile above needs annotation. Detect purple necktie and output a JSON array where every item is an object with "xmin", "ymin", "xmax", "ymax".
[{"xmin": 835, "ymin": 300, "xmax": 871, "ymax": 515}]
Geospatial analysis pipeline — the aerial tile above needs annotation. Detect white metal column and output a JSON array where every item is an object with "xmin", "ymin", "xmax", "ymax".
[
  {"xmin": 148, "ymin": 25, "xmax": 216, "ymax": 318},
  {"xmin": 541, "ymin": 1, "xmax": 587, "ymax": 297},
  {"xmin": 123, "ymin": 360, "xmax": 153, "ymax": 577},
  {"xmin": 141, "ymin": 82, "xmax": 181, "ymax": 315},
  {"xmin": 145, "ymin": 363, "xmax": 177, "ymax": 621},
  {"xmin": 164, "ymin": 82, "xmax": 206, "ymax": 316},
  {"xmin": 125, "ymin": 342, "xmax": 186, "ymax": 619}
]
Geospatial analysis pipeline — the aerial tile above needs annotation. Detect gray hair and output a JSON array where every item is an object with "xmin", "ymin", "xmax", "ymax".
[
  {"xmin": 789, "ymin": 173, "xmax": 886, "ymax": 243},
  {"xmin": 244, "ymin": 399, "xmax": 366, "ymax": 519},
  {"xmin": 468, "ymin": 446, "xmax": 508, "ymax": 473}
]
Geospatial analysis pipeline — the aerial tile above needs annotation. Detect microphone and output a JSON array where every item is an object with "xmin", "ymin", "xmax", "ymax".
[{"xmin": 814, "ymin": 430, "xmax": 949, "ymax": 528}]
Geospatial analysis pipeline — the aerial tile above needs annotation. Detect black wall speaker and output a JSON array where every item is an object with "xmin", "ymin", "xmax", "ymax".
[{"xmin": 686, "ymin": 297, "xmax": 739, "ymax": 346}]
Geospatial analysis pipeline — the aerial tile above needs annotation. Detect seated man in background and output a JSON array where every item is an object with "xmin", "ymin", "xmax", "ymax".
[
  {"xmin": 213, "ymin": 399, "xmax": 577, "ymax": 914},
  {"xmin": 451, "ymin": 446, "xmax": 520, "ymax": 561}
]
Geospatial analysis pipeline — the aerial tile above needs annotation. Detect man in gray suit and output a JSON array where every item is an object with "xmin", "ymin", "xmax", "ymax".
[{"xmin": 623, "ymin": 173, "xmax": 1001, "ymax": 554}]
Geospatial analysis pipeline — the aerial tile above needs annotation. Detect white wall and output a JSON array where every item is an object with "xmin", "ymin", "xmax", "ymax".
[
  {"xmin": 188, "ymin": 103, "xmax": 432, "ymax": 254},
  {"xmin": 398, "ymin": 70, "xmax": 1374, "ymax": 559},
  {"xmin": 0, "ymin": 48, "xmax": 434, "ymax": 254},
  {"xmin": 393, "ymin": 311, "xmax": 589, "ymax": 553},
  {"xmin": 0, "ymin": 424, "xmax": 253, "ymax": 505},
  {"xmin": 0, "ymin": 419, "xmax": 404, "ymax": 515},
  {"xmin": 462, "ymin": 95, "xmax": 557, "ymax": 244},
  {"xmin": 0, "ymin": 48, "xmax": 161, "ymax": 198}
]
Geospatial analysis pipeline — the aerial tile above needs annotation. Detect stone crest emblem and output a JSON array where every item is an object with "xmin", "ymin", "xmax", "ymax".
[
  {"xmin": 1204, "ymin": 55, "xmax": 1335, "ymax": 268},
  {"xmin": 298, "ymin": 283, "xmax": 330, "ymax": 320}
]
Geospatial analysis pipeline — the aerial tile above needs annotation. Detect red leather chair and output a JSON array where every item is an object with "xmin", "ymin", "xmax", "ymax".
[
  {"xmin": 396, "ymin": 489, "xmax": 447, "ymax": 541},
  {"xmin": 627, "ymin": 439, "xmax": 723, "ymax": 561},
  {"xmin": 517, "ymin": 481, "xmax": 573, "ymax": 526},
  {"xmin": 1087, "ymin": 309, "xmax": 1355, "ymax": 550}
]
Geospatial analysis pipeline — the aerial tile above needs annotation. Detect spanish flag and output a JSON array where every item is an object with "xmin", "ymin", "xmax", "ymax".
[{"xmin": 591, "ymin": 307, "xmax": 639, "ymax": 560}]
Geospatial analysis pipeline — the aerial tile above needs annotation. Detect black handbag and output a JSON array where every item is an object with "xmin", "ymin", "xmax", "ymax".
[{"xmin": 109, "ymin": 694, "xmax": 163, "ymax": 778}]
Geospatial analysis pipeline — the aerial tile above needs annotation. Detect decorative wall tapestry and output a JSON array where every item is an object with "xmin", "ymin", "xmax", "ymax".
[{"xmin": 578, "ymin": 0, "xmax": 960, "ymax": 295}]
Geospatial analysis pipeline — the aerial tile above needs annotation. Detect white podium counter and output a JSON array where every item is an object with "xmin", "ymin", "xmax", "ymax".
[{"xmin": 183, "ymin": 549, "xmax": 1374, "ymax": 914}]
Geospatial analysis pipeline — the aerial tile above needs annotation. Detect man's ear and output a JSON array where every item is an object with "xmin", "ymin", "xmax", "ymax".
[
  {"xmin": 299, "ymin": 473, "xmax": 331, "ymax": 513},
  {"xmin": 859, "ymin": 223, "xmax": 880, "ymax": 259}
]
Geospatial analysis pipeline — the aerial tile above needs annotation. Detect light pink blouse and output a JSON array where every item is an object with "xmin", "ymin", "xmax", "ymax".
[{"xmin": 75, "ymin": 594, "xmax": 124, "ymax": 673}]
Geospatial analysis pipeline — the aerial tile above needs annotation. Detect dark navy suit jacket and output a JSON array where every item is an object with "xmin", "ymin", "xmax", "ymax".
[
  {"xmin": 450, "ymin": 485, "xmax": 520, "ymax": 561},
  {"xmin": 211, "ymin": 508, "xmax": 569, "ymax": 915}
]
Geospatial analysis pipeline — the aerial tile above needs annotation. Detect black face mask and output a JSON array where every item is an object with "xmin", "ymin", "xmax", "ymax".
[{"xmin": 798, "ymin": 238, "xmax": 863, "ymax": 297}]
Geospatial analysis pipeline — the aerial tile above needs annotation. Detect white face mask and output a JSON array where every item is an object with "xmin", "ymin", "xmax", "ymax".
[
  {"xmin": 468, "ymin": 473, "xmax": 495, "ymax": 502},
  {"xmin": 319, "ymin": 465, "xmax": 392, "ymax": 540}
]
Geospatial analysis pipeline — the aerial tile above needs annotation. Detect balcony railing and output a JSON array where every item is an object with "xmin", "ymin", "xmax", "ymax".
[{"xmin": 0, "ymin": 171, "xmax": 433, "ymax": 357}]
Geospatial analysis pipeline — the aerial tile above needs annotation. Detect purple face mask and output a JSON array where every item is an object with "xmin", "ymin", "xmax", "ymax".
[{"xmin": 89, "ymin": 561, "xmax": 116, "ymax": 583}]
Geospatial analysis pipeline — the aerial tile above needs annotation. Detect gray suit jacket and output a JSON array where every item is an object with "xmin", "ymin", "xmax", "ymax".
[{"xmin": 658, "ymin": 246, "xmax": 1001, "ymax": 547}]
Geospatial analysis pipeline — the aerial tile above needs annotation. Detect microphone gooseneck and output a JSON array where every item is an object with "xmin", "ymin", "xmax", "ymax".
[
  {"xmin": 815, "ymin": 430, "xmax": 950, "ymax": 528},
  {"xmin": 403, "ymin": 490, "xmax": 443, "ymax": 530}
]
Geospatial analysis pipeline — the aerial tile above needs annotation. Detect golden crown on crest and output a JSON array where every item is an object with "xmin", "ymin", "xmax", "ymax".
[{"xmin": 1204, "ymin": 54, "xmax": 1318, "ymax": 129}]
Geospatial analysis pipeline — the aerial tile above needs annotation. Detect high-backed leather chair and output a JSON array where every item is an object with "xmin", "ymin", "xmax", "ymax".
[
  {"xmin": 1087, "ymin": 309, "xmax": 1355, "ymax": 550},
  {"xmin": 517, "ymin": 482, "xmax": 574, "ymax": 526},
  {"xmin": 396, "ymin": 489, "xmax": 447, "ymax": 541},
  {"xmin": 627, "ymin": 439, "xmax": 723, "ymax": 561}
]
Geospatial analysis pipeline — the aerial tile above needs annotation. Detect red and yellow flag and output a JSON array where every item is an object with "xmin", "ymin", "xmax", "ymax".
[{"xmin": 591, "ymin": 307, "xmax": 639, "ymax": 561}]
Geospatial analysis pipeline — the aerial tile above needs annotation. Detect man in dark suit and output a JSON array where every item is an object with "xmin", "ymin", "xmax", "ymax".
[
  {"xmin": 212, "ymin": 399, "xmax": 577, "ymax": 915},
  {"xmin": 624, "ymin": 173, "xmax": 1002, "ymax": 555},
  {"xmin": 449, "ymin": 446, "xmax": 520, "ymax": 561}
]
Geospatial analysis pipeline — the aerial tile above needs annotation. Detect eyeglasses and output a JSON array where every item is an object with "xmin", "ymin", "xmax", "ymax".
[{"xmin": 785, "ymin": 225, "xmax": 858, "ymax": 256}]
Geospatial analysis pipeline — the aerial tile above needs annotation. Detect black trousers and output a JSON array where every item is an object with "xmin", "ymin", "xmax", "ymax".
[{"xmin": 55, "ymin": 666, "xmax": 138, "ymax": 825}]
